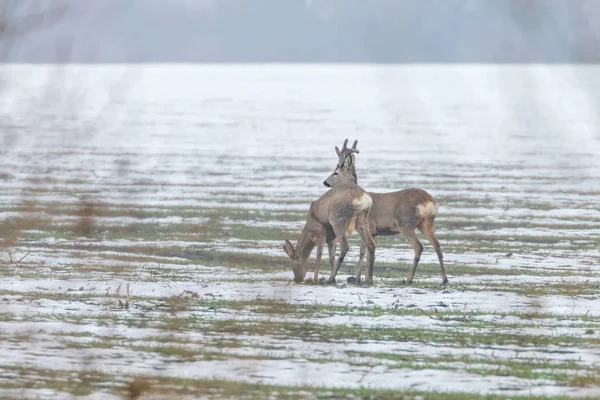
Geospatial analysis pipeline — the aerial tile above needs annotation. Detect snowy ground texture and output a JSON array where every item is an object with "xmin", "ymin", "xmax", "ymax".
[{"xmin": 1, "ymin": 64, "xmax": 600, "ymax": 399}]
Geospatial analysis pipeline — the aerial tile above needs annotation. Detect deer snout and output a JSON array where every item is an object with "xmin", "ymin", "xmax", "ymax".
[{"xmin": 323, "ymin": 180, "xmax": 331, "ymax": 187}]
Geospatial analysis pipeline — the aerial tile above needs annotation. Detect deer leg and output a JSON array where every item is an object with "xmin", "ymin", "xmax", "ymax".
[
  {"xmin": 356, "ymin": 212, "xmax": 376, "ymax": 285},
  {"xmin": 314, "ymin": 240, "xmax": 324, "ymax": 283},
  {"xmin": 322, "ymin": 240, "xmax": 336, "ymax": 285},
  {"xmin": 328, "ymin": 233, "xmax": 348, "ymax": 284},
  {"xmin": 418, "ymin": 220, "xmax": 447, "ymax": 285},
  {"xmin": 355, "ymin": 240, "xmax": 366, "ymax": 282},
  {"xmin": 327, "ymin": 240, "xmax": 336, "ymax": 271},
  {"xmin": 402, "ymin": 227, "xmax": 423, "ymax": 285},
  {"xmin": 367, "ymin": 236, "xmax": 378, "ymax": 283}
]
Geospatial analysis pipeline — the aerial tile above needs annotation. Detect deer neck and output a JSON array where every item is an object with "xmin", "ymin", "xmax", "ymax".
[
  {"xmin": 343, "ymin": 165, "xmax": 358, "ymax": 184},
  {"xmin": 294, "ymin": 224, "xmax": 317, "ymax": 264}
]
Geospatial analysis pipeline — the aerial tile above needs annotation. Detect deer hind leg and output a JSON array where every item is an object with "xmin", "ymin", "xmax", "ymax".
[
  {"xmin": 327, "ymin": 231, "xmax": 349, "ymax": 284},
  {"xmin": 401, "ymin": 226, "xmax": 423, "ymax": 285},
  {"xmin": 356, "ymin": 211, "xmax": 376, "ymax": 285},
  {"xmin": 418, "ymin": 218, "xmax": 447, "ymax": 285}
]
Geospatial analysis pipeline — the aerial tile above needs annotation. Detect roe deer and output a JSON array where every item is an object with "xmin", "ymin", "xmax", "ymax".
[
  {"xmin": 284, "ymin": 213, "xmax": 336, "ymax": 284},
  {"xmin": 283, "ymin": 154, "xmax": 376, "ymax": 284},
  {"xmin": 323, "ymin": 139, "xmax": 447, "ymax": 285}
]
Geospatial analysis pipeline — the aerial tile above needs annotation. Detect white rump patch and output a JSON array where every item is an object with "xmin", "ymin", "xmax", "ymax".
[
  {"xmin": 418, "ymin": 201, "xmax": 438, "ymax": 218},
  {"xmin": 352, "ymin": 193, "xmax": 373, "ymax": 211}
]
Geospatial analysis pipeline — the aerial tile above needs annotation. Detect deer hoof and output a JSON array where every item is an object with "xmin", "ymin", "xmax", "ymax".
[{"xmin": 326, "ymin": 277, "xmax": 336, "ymax": 285}]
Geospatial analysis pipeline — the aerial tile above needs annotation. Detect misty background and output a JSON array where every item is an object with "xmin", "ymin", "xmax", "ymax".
[
  {"xmin": 2, "ymin": 0, "xmax": 600, "ymax": 63},
  {"xmin": 1, "ymin": 0, "xmax": 599, "ymax": 160}
]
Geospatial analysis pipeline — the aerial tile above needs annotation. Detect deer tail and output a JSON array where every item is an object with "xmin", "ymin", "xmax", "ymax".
[{"xmin": 417, "ymin": 200, "xmax": 438, "ymax": 221}]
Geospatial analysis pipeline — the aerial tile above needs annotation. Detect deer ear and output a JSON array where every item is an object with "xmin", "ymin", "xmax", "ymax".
[
  {"xmin": 343, "ymin": 154, "xmax": 353, "ymax": 167},
  {"xmin": 335, "ymin": 146, "xmax": 341, "ymax": 156},
  {"xmin": 283, "ymin": 240, "xmax": 295, "ymax": 258}
]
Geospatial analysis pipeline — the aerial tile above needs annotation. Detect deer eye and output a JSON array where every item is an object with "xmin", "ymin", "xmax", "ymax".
[{"xmin": 334, "ymin": 172, "xmax": 338, "ymax": 176}]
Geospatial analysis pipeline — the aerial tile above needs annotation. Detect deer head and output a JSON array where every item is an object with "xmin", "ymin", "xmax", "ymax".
[
  {"xmin": 323, "ymin": 139, "xmax": 359, "ymax": 187},
  {"xmin": 282, "ymin": 239, "xmax": 307, "ymax": 283}
]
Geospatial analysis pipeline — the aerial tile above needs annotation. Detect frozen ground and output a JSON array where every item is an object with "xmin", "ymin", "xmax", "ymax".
[{"xmin": 1, "ymin": 64, "xmax": 600, "ymax": 399}]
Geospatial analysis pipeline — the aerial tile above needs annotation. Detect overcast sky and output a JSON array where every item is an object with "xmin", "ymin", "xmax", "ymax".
[{"xmin": 2, "ymin": 0, "xmax": 599, "ymax": 63}]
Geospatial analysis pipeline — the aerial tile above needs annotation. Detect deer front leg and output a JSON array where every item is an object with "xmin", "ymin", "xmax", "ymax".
[
  {"xmin": 327, "ymin": 240, "xmax": 336, "ymax": 268},
  {"xmin": 325, "ymin": 239, "xmax": 336, "ymax": 284},
  {"xmin": 314, "ymin": 240, "xmax": 323, "ymax": 283},
  {"xmin": 355, "ymin": 240, "xmax": 366, "ymax": 283}
]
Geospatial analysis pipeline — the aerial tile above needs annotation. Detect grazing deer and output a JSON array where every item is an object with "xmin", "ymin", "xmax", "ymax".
[
  {"xmin": 284, "ymin": 215, "xmax": 336, "ymax": 284},
  {"xmin": 282, "ymin": 153, "xmax": 376, "ymax": 284},
  {"xmin": 323, "ymin": 139, "xmax": 447, "ymax": 285}
]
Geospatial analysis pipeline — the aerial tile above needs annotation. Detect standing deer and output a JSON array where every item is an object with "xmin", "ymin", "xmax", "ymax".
[
  {"xmin": 322, "ymin": 139, "xmax": 448, "ymax": 285},
  {"xmin": 282, "ymin": 152, "xmax": 376, "ymax": 284}
]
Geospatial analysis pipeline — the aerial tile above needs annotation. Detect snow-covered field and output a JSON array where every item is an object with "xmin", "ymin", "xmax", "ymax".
[{"xmin": 1, "ymin": 64, "xmax": 600, "ymax": 399}]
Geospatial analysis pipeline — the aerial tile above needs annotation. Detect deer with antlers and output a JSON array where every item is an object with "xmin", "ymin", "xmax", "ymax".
[
  {"xmin": 322, "ymin": 139, "xmax": 448, "ymax": 285},
  {"xmin": 282, "ymin": 144, "xmax": 376, "ymax": 284}
]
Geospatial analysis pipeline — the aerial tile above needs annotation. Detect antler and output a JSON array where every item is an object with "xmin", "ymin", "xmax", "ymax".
[
  {"xmin": 335, "ymin": 139, "xmax": 359, "ymax": 156},
  {"xmin": 335, "ymin": 138, "xmax": 360, "ymax": 167}
]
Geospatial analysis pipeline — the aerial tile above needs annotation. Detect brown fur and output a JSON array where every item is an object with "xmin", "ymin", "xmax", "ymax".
[
  {"xmin": 321, "ymin": 139, "xmax": 447, "ymax": 285},
  {"xmin": 358, "ymin": 189, "xmax": 447, "ymax": 285},
  {"xmin": 283, "ymin": 181, "xmax": 375, "ymax": 284}
]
